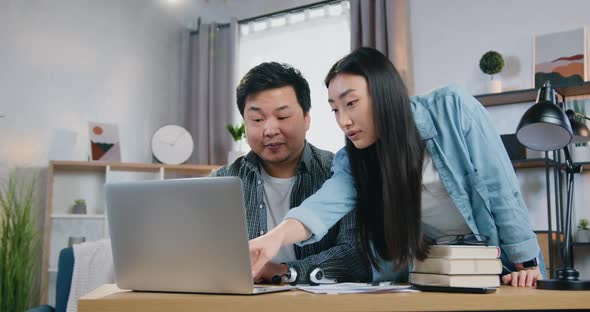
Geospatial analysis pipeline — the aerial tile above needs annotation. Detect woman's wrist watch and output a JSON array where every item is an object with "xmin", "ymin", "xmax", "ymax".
[{"xmin": 515, "ymin": 257, "xmax": 538, "ymax": 270}]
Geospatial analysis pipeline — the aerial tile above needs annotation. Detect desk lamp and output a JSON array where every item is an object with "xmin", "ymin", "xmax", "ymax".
[{"xmin": 516, "ymin": 81, "xmax": 590, "ymax": 290}]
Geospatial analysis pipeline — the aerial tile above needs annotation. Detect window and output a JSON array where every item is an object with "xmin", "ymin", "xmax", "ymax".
[{"xmin": 237, "ymin": 1, "xmax": 350, "ymax": 153}]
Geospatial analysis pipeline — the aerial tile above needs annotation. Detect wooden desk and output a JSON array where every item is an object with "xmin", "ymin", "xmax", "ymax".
[{"xmin": 79, "ymin": 284, "xmax": 589, "ymax": 312}]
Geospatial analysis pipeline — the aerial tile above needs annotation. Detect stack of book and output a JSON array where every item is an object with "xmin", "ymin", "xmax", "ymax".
[{"xmin": 410, "ymin": 245, "xmax": 502, "ymax": 288}]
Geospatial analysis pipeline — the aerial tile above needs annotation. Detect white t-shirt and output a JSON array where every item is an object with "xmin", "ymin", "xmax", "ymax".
[
  {"xmin": 261, "ymin": 168, "xmax": 297, "ymax": 263},
  {"xmin": 421, "ymin": 151, "xmax": 472, "ymax": 240}
]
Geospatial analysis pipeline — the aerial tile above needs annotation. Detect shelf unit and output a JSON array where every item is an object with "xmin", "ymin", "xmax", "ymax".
[
  {"xmin": 510, "ymin": 158, "xmax": 590, "ymax": 170},
  {"xmin": 475, "ymin": 81, "xmax": 590, "ymax": 107},
  {"xmin": 41, "ymin": 160, "xmax": 220, "ymax": 305}
]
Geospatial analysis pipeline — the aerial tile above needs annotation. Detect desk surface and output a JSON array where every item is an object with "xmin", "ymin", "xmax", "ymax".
[{"xmin": 79, "ymin": 284, "xmax": 590, "ymax": 312}]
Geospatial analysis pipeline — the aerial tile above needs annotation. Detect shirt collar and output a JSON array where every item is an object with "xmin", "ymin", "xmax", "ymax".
[{"xmin": 410, "ymin": 95, "xmax": 438, "ymax": 140}]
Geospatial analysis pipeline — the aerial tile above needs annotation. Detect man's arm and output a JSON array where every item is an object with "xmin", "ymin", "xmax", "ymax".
[{"xmin": 285, "ymin": 211, "xmax": 371, "ymax": 282}]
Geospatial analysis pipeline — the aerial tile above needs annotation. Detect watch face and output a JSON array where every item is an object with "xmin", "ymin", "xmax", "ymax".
[
  {"xmin": 522, "ymin": 258, "xmax": 538, "ymax": 268},
  {"xmin": 151, "ymin": 125, "xmax": 194, "ymax": 165}
]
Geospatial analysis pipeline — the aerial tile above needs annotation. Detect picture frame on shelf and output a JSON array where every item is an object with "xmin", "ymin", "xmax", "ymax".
[
  {"xmin": 533, "ymin": 27, "xmax": 587, "ymax": 89},
  {"xmin": 89, "ymin": 121, "xmax": 121, "ymax": 162}
]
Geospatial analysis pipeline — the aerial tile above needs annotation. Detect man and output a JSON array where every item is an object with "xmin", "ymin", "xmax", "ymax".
[{"xmin": 212, "ymin": 62, "xmax": 370, "ymax": 283}]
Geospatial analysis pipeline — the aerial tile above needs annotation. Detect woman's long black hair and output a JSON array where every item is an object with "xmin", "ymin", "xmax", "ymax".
[{"xmin": 325, "ymin": 47, "xmax": 429, "ymax": 270}]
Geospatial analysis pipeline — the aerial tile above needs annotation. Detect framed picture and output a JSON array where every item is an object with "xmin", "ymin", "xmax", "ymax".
[
  {"xmin": 534, "ymin": 28, "xmax": 587, "ymax": 88},
  {"xmin": 88, "ymin": 122, "xmax": 121, "ymax": 161}
]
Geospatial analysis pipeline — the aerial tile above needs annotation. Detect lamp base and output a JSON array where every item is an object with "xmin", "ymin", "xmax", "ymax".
[{"xmin": 537, "ymin": 268, "xmax": 590, "ymax": 290}]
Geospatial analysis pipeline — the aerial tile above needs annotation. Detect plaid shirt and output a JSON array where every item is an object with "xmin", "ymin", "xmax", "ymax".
[{"xmin": 212, "ymin": 141, "xmax": 370, "ymax": 282}]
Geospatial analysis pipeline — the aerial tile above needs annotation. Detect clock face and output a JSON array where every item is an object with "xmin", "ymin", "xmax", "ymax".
[{"xmin": 151, "ymin": 125, "xmax": 194, "ymax": 165}]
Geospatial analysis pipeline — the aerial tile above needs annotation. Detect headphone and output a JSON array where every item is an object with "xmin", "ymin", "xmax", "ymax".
[
  {"xmin": 308, "ymin": 267, "xmax": 337, "ymax": 286},
  {"xmin": 271, "ymin": 266, "xmax": 298, "ymax": 285}
]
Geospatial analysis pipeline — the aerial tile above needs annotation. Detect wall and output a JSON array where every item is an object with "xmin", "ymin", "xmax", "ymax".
[
  {"xmin": 0, "ymin": 1, "xmax": 186, "ymax": 301},
  {"xmin": 410, "ymin": 0, "xmax": 590, "ymax": 95},
  {"xmin": 0, "ymin": 0, "xmax": 186, "ymax": 175},
  {"xmin": 409, "ymin": 0, "xmax": 590, "ymax": 277}
]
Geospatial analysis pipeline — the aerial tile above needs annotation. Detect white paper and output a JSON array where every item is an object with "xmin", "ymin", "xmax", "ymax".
[{"xmin": 296, "ymin": 283, "xmax": 417, "ymax": 294}]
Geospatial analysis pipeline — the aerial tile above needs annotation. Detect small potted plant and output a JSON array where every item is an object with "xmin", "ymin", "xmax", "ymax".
[
  {"xmin": 72, "ymin": 198, "xmax": 87, "ymax": 214},
  {"xmin": 575, "ymin": 218, "xmax": 590, "ymax": 243},
  {"xmin": 479, "ymin": 50, "xmax": 505, "ymax": 93},
  {"xmin": 226, "ymin": 122, "xmax": 246, "ymax": 164}
]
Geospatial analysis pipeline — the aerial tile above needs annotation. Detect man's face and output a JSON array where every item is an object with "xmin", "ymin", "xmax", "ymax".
[{"xmin": 244, "ymin": 86, "xmax": 310, "ymax": 166}]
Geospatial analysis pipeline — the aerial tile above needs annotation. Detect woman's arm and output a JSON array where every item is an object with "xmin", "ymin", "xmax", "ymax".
[
  {"xmin": 249, "ymin": 148, "xmax": 358, "ymax": 277},
  {"xmin": 453, "ymin": 86, "xmax": 542, "ymax": 286}
]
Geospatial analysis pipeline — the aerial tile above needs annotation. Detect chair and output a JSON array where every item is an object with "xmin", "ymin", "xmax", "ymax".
[{"xmin": 27, "ymin": 247, "xmax": 74, "ymax": 312}]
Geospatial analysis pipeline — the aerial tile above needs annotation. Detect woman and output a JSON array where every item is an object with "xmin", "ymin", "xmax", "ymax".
[{"xmin": 250, "ymin": 47, "xmax": 544, "ymax": 287}]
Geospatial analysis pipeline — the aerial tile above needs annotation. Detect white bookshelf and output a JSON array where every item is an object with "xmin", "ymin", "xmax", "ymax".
[{"xmin": 41, "ymin": 160, "xmax": 219, "ymax": 305}]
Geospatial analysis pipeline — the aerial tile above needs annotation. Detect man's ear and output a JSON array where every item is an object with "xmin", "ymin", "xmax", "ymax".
[{"xmin": 304, "ymin": 112, "xmax": 311, "ymax": 131}]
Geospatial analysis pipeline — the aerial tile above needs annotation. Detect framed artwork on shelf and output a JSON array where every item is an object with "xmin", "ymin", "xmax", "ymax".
[
  {"xmin": 89, "ymin": 122, "xmax": 121, "ymax": 162},
  {"xmin": 534, "ymin": 28, "xmax": 587, "ymax": 89}
]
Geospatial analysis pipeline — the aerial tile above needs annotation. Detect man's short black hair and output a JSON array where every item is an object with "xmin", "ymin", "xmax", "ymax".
[{"xmin": 236, "ymin": 62, "xmax": 311, "ymax": 116}]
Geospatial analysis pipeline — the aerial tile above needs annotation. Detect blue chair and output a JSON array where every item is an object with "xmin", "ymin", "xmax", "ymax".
[{"xmin": 28, "ymin": 247, "xmax": 74, "ymax": 312}]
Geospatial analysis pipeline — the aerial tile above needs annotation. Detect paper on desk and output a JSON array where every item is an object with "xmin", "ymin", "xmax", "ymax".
[{"xmin": 296, "ymin": 283, "xmax": 417, "ymax": 294}]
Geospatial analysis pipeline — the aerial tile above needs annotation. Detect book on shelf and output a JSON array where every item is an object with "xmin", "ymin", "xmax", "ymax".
[
  {"xmin": 412, "ymin": 258, "xmax": 502, "ymax": 275},
  {"xmin": 426, "ymin": 245, "xmax": 500, "ymax": 259},
  {"xmin": 410, "ymin": 272, "xmax": 500, "ymax": 288}
]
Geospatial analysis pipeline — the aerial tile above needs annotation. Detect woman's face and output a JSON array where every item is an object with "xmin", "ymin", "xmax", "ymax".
[{"xmin": 328, "ymin": 73, "xmax": 377, "ymax": 149}]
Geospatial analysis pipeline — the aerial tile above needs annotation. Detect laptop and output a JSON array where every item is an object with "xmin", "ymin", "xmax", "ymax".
[{"xmin": 105, "ymin": 177, "xmax": 292, "ymax": 295}]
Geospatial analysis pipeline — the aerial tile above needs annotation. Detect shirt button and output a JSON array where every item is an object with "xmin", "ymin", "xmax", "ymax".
[
  {"xmin": 259, "ymin": 204, "xmax": 264, "ymax": 209},
  {"xmin": 260, "ymin": 230, "xmax": 264, "ymax": 235},
  {"xmin": 257, "ymin": 180, "xmax": 262, "ymax": 185}
]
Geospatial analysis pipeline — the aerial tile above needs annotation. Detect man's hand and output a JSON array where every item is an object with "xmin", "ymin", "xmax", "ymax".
[
  {"xmin": 253, "ymin": 262, "xmax": 289, "ymax": 284},
  {"xmin": 501, "ymin": 266, "xmax": 544, "ymax": 287}
]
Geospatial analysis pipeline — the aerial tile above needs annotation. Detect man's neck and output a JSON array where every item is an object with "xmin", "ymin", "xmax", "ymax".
[{"xmin": 262, "ymin": 154, "xmax": 302, "ymax": 179}]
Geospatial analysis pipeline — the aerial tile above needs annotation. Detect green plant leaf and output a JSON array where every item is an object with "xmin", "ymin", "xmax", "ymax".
[
  {"xmin": 0, "ymin": 170, "xmax": 40, "ymax": 311},
  {"xmin": 479, "ymin": 51, "xmax": 504, "ymax": 76},
  {"xmin": 226, "ymin": 122, "xmax": 245, "ymax": 142}
]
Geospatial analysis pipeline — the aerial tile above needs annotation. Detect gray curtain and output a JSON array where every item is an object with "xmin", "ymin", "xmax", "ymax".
[
  {"xmin": 350, "ymin": 0, "xmax": 414, "ymax": 95},
  {"xmin": 180, "ymin": 19, "xmax": 238, "ymax": 165}
]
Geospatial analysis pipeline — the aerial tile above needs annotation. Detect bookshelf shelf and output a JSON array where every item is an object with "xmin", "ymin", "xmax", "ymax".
[{"xmin": 475, "ymin": 82, "xmax": 590, "ymax": 107}]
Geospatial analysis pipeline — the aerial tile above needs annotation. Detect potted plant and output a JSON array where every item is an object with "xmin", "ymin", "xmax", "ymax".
[
  {"xmin": 0, "ymin": 170, "xmax": 40, "ymax": 311},
  {"xmin": 226, "ymin": 122, "xmax": 246, "ymax": 164},
  {"xmin": 72, "ymin": 198, "xmax": 87, "ymax": 214},
  {"xmin": 479, "ymin": 50, "xmax": 505, "ymax": 93},
  {"xmin": 575, "ymin": 218, "xmax": 590, "ymax": 243}
]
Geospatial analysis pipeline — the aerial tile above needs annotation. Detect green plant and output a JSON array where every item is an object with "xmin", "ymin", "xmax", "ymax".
[
  {"xmin": 479, "ymin": 51, "xmax": 505, "ymax": 79},
  {"xmin": 579, "ymin": 218, "xmax": 589, "ymax": 230},
  {"xmin": 226, "ymin": 122, "xmax": 245, "ymax": 142},
  {"xmin": 0, "ymin": 170, "xmax": 40, "ymax": 311},
  {"xmin": 74, "ymin": 198, "xmax": 86, "ymax": 206}
]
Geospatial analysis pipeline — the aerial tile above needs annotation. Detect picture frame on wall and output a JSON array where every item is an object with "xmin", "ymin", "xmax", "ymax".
[
  {"xmin": 88, "ymin": 121, "xmax": 121, "ymax": 162},
  {"xmin": 533, "ymin": 27, "xmax": 587, "ymax": 89}
]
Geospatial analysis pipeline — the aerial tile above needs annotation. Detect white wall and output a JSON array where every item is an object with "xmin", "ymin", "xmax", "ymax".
[
  {"xmin": 409, "ymin": 0, "xmax": 590, "ymax": 277},
  {"xmin": 0, "ymin": 0, "xmax": 186, "ymax": 174},
  {"xmin": 410, "ymin": 0, "xmax": 590, "ymax": 95}
]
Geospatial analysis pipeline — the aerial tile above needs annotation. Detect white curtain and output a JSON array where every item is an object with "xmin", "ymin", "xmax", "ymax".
[{"xmin": 238, "ymin": 1, "xmax": 351, "ymax": 153}]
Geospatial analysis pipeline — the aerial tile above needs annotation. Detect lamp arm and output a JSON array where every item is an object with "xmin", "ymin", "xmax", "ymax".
[
  {"xmin": 563, "ymin": 145, "xmax": 575, "ymax": 169},
  {"xmin": 575, "ymin": 112, "xmax": 590, "ymax": 122},
  {"xmin": 568, "ymin": 110, "xmax": 590, "ymax": 122}
]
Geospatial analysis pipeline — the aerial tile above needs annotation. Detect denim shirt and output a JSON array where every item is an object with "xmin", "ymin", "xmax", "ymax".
[{"xmin": 285, "ymin": 84, "xmax": 541, "ymax": 281}]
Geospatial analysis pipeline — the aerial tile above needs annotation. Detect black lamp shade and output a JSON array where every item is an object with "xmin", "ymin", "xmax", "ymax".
[
  {"xmin": 516, "ymin": 102, "xmax": 573, "ymax": 151},
  {"xmin": 516, "ymin": 81, "xmax": 573, "ymax": 151}
]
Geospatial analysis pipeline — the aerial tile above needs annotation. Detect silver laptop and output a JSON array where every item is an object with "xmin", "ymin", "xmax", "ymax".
[{"xmin": 105, "ymin": 177, "xmax": 292, "ymax": 295}]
